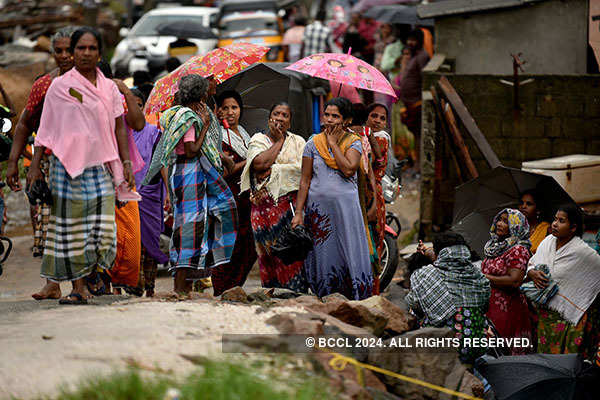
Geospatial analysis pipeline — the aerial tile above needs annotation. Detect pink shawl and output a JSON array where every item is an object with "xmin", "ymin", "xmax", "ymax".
[{"xmin": 35, "ymin": 68, "xmax": 140, "ymax": 201}]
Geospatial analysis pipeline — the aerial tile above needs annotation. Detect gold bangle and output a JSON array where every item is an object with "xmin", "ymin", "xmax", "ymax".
[{"xmin": 122, "ymin": 160, "xmax": 132, "ymax": 166}]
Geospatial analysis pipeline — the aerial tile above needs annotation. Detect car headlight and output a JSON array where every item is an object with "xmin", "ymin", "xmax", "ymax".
[{"xmin": 266, "ymin": 46, "xmax": 281, "ymax": 61}]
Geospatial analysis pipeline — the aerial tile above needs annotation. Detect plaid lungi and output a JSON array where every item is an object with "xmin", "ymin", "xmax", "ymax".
[
  {"xmin": 170, "ymin": 155, "xmax": 237, "ymax": 275},
  {"xmin": 41, "ymin": 156, "xmax": 117, "ymax": 282}
]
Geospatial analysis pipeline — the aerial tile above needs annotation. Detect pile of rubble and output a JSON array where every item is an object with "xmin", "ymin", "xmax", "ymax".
[
  {"xmin": 218, "ymin": 286, "xmax": 485, "ymax": 400},
  {"xmin": 0, "ymin": 1, "xmax": 123, "ymax": 114},
  {"xmin": 0, "ymin": 1, "xmax": 80, "ymax": 45}
]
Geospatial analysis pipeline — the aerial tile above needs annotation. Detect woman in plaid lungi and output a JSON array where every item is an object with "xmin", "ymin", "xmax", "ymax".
[
  {"xmin": 4, "ymin": 27, "xmax": 74, "ymax": 300},
  {"xmin": 143, "ymin": 74, "xmax": 237, "ymax": 295},
  {"xmin": 28, "ymin": 28, "xmax": 137, "ymax": 305}
]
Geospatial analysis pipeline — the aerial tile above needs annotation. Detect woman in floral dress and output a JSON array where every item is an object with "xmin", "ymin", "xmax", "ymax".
[{"xmin": 481, "ymin": 208, "xmax": 533, "ymax": 355}]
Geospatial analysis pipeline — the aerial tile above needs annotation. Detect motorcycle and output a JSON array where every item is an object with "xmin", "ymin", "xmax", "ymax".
[
  {"xmin": 377, "ymin": 157, "xmax": 408, "ymax": 291},
  {"xmin": 0, "ymin": 183, "xmax": 12, "ymax": 277}
]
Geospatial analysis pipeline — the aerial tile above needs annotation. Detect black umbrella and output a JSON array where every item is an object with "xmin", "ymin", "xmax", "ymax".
[
  {"xmin": 217, "ymin": 62, "xmax": 329, "ymax": 137},
  {"xmin": 364, "ymin": 5, "xmax": 434, "ymax": 27},
  {"xmin": 475, "ymin": 354, "xmax": 597, "ymax": 400},
  {"xmin": 157, "ymin": 20, "xmax": 217, "ymax": 39},
  {"xmin": 452, "ymin": 166, "xmax": 577, "ymax": 258}
]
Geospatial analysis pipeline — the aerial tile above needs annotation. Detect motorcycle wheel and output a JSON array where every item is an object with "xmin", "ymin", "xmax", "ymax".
[{"xmin": 379, "ymin": 232, "xmax": 399, "ymax": 291}]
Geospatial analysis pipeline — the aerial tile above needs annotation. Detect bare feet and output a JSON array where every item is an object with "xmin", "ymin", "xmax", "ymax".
[
  {"xmin": 31, "ymin": 281, "xmax": 61, "ymax": 300},
  {"xmin": 174, "ymin": 268, "xmax": 192, "ymax": 294}
]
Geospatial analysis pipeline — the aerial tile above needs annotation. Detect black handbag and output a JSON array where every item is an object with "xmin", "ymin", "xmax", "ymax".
[
  {"xmin": 270, "ymin": 201, "xmax": 313, "ymax": 265},
  {"xmin": 26, "ymin": 178, "xmax": 53, "ymax": 206}
]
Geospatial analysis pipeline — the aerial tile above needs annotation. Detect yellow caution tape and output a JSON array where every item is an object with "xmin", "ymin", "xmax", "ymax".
[{"xmin": 317, "ymin": 347, "xmax": 483, "ymax": 400}]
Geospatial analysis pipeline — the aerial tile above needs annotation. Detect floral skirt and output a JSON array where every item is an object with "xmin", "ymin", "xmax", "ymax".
[
  {"xmin": 447, "ymin": 307, "xmax": 489, "ymax": 365},
  {"xmin": 537, "ymin": 302, "xmax": 600, "ymax": 364}
]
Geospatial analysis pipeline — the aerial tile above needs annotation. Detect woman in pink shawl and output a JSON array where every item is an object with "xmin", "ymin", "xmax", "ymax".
[{"xmin": 28, "ymin": 27, "xmax": 136, "ymax": 305}]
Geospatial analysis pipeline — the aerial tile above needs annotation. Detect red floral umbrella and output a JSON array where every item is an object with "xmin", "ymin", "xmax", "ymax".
[{"xmin": 144, "ymin": 43, "xmax": 269, "ymax": 124}]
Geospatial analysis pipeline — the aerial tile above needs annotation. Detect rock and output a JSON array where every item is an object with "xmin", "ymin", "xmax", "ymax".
[
  {"xmin": 265, "ymin": 312, "xmax": 325, "ymax": 336},
  {"xmin": 312, "ymin": 311, "xmax": 375, "ymax": 338},
  {"xmin": 367, "ymin": 327, "xmax": 466, "ymax": 400},
  {"xmin": 366, "ymin": 387, "xmax": 403, "ymax": 400},
  {"xmin": 270, "ymin": 288, "xmax": 301, "ymax": 299},
  {"xmin": 220, "ymin": 286, "xmax": 249, "ymax": 303},
  {"xmin": 304, "ymin": 296, "xmax": 347, "ymax": 315},
  {"xmin": 382, "ymin": 282, "xmax": 410, "ymax": 313},
  {"xmin": 311, "ymin": 352, "xmax": 387, "ymax": 400},
  {"xmin": 322, "ymin": 293, "xmax": 350, "ymax": 303},
  {"xmin": 276, "ymin": 295, "xmax": 323, "ymax": 308},
  {"xmin": 328, "ymin": 301, "xmax": 388, "ymax": 337},
  {"xmin": 457, "ymin": 370, "xmax": 485, "ymax": 399},
  {"xmin": 247, "ymin": 290, "xmax": 271, "ymax": 303},
  {"xmin": 357, "ymin": 296, "xmax": 417, "ymax": 336}
]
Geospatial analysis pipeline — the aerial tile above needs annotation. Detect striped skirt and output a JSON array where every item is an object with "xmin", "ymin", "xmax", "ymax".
[
  {"xmin": 41, "ymin": 156, "xmax": 117, "ymax": 282},
  {"xmin": 169, "ymin": 155, "xmax": 238, "ymax": 276}
]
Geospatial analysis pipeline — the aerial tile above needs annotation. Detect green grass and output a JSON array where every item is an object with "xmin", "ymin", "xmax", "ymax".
[{"xmin": 47, "ymin": 359, "xmax": 334, "ymax": 400}]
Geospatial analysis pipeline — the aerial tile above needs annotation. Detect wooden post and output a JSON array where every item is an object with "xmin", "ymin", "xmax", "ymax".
[
  {"xmin": 440, "ymin": 99, "xmax": 479, "ymax": 180},
  {"xmin": 430, "ymin": 86, "xmax": 464, "ymax": 182},
  {"xmin": 437, "ymin": 76, "xmax": 502, "ymax": 169}
]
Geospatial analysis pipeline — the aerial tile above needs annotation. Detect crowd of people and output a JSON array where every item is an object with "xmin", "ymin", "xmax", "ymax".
[
  {"xmin": 1, "ymin": 25, "xmax": 395, "ymax": 305},
  {"xmin": 407, "ymin": 199, "xmax": 600, "ymax": 367},
  {"xmin": 0, "ymin": 9, "xmax": 599, "ymax": 373},
  {"xmin": 280, "ymin": 6, "xmax": 432, "ymax": 167}
]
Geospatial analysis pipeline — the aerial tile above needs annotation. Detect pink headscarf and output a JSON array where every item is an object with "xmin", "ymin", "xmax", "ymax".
[{"xmin": 35, "ymin": 68, "xmax": 140, "ymax": 201}]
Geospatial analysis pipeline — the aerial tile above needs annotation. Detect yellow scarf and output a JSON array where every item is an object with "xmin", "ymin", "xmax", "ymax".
[
  {"xmin": 530, "ymin": 221, "xmax": 550, "ymax": 254},
  {"xmin": 313, "ymin": 132, "xmax": 362, "ymax": 170}
]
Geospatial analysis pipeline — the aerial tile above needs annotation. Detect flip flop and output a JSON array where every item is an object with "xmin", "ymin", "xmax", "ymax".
[{"xmin": 58, "ymin": 292, "xmax": 88, "ymax": 305}]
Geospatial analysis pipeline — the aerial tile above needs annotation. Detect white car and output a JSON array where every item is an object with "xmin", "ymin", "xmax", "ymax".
[{"xmin": 111, "ymin": 6, "xmax": 218, "ymax": 77}]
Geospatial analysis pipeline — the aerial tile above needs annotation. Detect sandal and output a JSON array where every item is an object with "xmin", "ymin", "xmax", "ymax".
[
  {"xmin": 85, "ymin": 274, "xmax": 106, "ymax": 296},
  {"xmin": 59, "ymin": 292, "xmax": 88, "ymax": 305}
]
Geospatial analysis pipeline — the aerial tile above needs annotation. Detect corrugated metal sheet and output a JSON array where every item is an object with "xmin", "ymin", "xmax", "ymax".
[{"xmin": 417, "ymin": 0, "xmax": 547, "ymax": 19}]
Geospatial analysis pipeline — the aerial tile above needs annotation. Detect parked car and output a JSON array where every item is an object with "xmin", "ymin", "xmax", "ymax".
[
  {"xmin": 111, "ymin": 6, "xmax": 218, "ymax": 77},
  {"xmin": 214, "ymin": 0, "xmax": 284, "ymax": 62}
]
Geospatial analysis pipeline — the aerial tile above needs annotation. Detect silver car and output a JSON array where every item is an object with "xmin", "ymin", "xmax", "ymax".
[{"xmin": 111, "ymin": 6, "xmax": 218, "ymax": 76}]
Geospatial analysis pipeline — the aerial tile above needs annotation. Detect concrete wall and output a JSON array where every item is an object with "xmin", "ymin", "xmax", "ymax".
[
  {"xmin": 434, "ymin": 0, "xmax": 589, "ymax": 75},
  {"xmin": 419, "ymin": 72, "xmax": 600, "ymax": 237}
]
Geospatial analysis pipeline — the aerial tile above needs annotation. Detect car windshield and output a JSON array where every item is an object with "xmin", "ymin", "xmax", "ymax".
[
  {"xmin": 219, "ymin": 17, "xmax": 278, "ymax": 38},
  {"xmin": 130, "ymin": 15, "xmax": 206, "ymax": 36}
]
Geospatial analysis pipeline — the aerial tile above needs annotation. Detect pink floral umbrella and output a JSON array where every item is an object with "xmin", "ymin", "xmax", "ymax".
[{"xmin": 285, "ymin": 52, "xmax": 396, "ymax": 98}]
